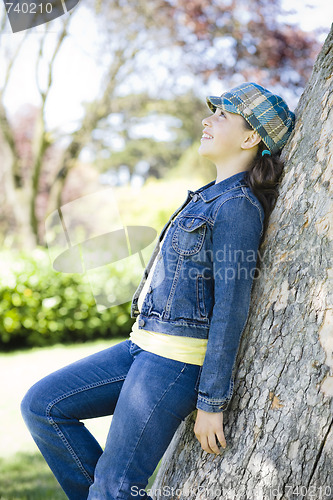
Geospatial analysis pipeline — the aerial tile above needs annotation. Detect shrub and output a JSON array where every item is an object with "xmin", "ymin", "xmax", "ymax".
[{"xmin": 0, "ymin": 247, "xmax": 135, "ymax": 351}]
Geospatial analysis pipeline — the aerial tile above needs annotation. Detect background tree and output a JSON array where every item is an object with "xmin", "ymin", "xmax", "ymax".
[
  {"xmin": 0, "ymin": 0, "xmax": 182, "ymax": 248},
  {"xmin": 90, "ymin": 91, "xmax": 211, "ymax": 180},
  {"xmin": 151, "ymin": 25, "xmax": 333, "ymax": 499},
  {"xmin": 0, "ymin": 0, "xmax": 324, "ymax": 250},
  {"xmin": 169, "ymin": 0, "xmax": 321, "ymax": 93}
]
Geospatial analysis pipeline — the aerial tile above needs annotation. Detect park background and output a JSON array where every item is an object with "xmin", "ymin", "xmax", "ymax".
[{"xmin": 0, "ymin": 1, "xmax": 332, "ymax": 498}]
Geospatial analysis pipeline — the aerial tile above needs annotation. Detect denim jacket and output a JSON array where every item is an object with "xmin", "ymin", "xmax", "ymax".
[{"xmin": 130, "ymin": 171, "xmax": 264, "ymax": 412}]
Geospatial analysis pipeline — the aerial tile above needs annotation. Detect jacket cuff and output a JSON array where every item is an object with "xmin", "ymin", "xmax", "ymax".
[{"xmin": 196, "ymin": 394, "xmax": 230, "ymax": 413}]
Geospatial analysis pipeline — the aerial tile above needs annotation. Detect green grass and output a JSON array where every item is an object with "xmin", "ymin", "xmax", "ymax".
[
  {"xmin": 0, "ymin": 339, "xmax": 160, "ymax": 499},
  {"xmin": 0, "ymin": 453, "xmax": 160, "ymax": 500},
  {"xmin": 0, "ymin": 453, "xmax": 67, "ymax": 500}
]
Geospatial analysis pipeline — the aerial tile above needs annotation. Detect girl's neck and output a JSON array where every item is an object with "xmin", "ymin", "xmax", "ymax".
[{"xmin": 214, "ymin": 157, "xmax": 251, "ymax": 184}]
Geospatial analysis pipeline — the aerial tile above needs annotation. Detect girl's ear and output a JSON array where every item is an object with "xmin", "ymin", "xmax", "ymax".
[{"xmin": 241, "ymin": 130, "xmax": 262, "ymax": 150}]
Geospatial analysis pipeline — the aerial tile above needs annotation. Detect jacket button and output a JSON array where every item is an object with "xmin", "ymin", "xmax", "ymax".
[
  {"xmin": 192, "ymin": 193, "xmax": 199, "ymax": 202},
  {"xmin": 138, "ymin": 319, "xmax": 145, "ymax": 327},
  {"xmin": 148, "ymin": 286, "xmax": 153, "ymax": 293}
]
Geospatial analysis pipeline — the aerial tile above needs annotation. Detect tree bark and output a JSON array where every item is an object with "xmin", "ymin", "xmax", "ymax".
[{"xmin": 151, "ymin": 26, "xmax": 333, "ymax": 500}]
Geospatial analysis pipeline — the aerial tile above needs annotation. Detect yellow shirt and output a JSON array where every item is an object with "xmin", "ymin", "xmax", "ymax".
[{"xmin": 129, "ymin": 212, "xmax": 208, "ymax": 366}]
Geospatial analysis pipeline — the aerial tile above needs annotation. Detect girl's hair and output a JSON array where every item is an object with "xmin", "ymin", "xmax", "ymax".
[{"xmin": 242, "ymin": 119, "xmax": 284, "ymax": 237}]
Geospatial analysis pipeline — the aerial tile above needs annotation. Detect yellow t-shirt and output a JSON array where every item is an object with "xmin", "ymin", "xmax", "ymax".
[{"xmin": 129, "ymin": 211, "xmax": 208, "ymax": 366}]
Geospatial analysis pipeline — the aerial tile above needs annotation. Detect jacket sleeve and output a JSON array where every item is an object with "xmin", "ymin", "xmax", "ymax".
[{"xmin": 196, "ymin": 196, "xmax": 264, "ymax": 412}]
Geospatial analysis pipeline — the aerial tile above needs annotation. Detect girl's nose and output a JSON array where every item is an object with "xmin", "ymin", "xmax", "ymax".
[{"xmin": 202, "ymin": 115, "xmax": 212, "ymax": 127}]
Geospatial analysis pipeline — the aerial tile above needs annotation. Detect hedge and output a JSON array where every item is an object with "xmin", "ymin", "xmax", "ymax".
[{"xmin": 0, "ymin": 247, "xmax": 136, "ymax": 351}]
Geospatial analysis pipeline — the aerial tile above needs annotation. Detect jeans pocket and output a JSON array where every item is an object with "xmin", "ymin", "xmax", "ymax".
[{"xmin": 194, "ymin": 365, "xmax": 203, "ymax": 392}]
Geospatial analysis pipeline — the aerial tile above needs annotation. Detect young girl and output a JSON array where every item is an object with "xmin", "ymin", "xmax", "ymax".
[{"xmin": 21, "ymin": 82, "xmax": 295, "ymax": 500}]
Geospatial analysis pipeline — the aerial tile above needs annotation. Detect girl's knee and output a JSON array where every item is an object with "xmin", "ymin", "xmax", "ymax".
[{"xmin": 20, "ymin": 380, "xmax": 49, "ymax": 425}]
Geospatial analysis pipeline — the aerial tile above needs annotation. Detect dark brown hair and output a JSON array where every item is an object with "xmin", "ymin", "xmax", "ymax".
[{"xmin": 242, "ymin": 119, "xmax": 284, "ymax": 237}]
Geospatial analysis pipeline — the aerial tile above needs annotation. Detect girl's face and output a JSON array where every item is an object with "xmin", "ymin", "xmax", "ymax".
[{"xmin": 198, "ymin": 108, "xmax": 254, "ymax": 164}]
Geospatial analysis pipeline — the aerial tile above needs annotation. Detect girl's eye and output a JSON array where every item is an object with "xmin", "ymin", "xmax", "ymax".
[{"xmin": 216, "ymin": 110, "xmax": 225, "ymax": 118}]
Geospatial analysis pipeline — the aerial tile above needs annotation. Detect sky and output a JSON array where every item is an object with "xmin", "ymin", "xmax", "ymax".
[
  {"xmin": 0, "ymin": 1, "xmax": 332, "ymax": 135},
  {"xmin": 280, "ymin": 0, "xmax": 332, "ymax": 34}
]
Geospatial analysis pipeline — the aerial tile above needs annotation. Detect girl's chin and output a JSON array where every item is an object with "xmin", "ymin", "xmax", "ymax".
[
  {"xmin": 198, "ymin": 146, "xmax": 210, "ymax": 158},
  {"xmin": 198, "ymin": 144, "xmax": 208, "ymax": 155}
]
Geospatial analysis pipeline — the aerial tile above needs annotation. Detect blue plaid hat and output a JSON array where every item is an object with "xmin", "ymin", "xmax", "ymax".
[{"xmin": 206, "ymin": 82, "xmax": 295, "ymax": 154}]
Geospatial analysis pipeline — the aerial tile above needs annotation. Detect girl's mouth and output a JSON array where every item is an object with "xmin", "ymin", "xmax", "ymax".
[{"xmin": 201, "ymin": 133, "xmax": 213, "ymax": 140}]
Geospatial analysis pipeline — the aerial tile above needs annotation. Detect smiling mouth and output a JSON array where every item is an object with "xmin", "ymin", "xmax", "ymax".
[{"xmin": 201, "ymin": 133, "xmax": 213, "ymax": 140}]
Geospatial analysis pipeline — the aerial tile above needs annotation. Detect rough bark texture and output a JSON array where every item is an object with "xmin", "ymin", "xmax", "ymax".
[{"xmin": 151, "ymin": 26, "xmax": 333, "ymax": 500}]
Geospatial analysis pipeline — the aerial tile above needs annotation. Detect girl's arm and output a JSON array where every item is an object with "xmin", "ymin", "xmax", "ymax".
[{"xmin": 194, "ymin": 196, "xmax": 264, "ymax": 452}]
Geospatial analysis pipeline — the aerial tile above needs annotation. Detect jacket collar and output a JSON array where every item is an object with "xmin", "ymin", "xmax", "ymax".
[{"xmin": 188, "ymin": 171, "xmax": 248, "ymax": 203}]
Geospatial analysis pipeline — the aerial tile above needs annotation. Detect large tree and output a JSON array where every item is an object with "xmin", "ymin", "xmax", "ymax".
[{"xmin": 151, "ymin": 25, "xmax": 333, "ymax": 500}]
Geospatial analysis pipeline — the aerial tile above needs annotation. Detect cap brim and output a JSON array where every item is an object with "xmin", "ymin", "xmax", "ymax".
[{"xmin": 206, "ymin": 96, "xmax": 239, "ymax": 114}]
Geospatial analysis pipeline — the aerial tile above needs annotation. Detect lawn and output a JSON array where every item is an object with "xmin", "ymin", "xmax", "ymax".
[
  {"xmin": 0, "ymin": 453, "xmax": 67, "ymax": 500},
  {"xmin": 0, "ymin": 339, "xmax": 159, "ymax": 499}
]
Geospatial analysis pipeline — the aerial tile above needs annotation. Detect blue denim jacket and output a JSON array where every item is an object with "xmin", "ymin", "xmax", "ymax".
[{"xmin": 130, "ymin": 171, "xmax": 264, "ymax": 412}]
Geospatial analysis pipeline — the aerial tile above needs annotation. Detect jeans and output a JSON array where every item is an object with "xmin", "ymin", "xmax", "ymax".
[{"xmin": 21, "ymin": 340, "xmax": 201, "ymax": 500}]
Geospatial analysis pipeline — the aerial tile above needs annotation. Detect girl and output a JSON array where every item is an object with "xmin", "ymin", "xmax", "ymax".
[{"xmin": 21, "ymin": 82, "xmax": 295, "ymax": 499}]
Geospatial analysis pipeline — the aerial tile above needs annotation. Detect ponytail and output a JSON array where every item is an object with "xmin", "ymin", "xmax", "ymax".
[{"xmin": 242, "ymin": 120, "xmax": 284, "ymax": 237}]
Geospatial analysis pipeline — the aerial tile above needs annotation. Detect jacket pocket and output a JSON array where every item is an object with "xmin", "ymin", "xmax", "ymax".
[
  {"xmin": 196, "ymin": 275, "xmax": 207, "ymax": 318},
  {"xmin": 172, "ymin": 216, "xmax": 206, "ymax": 256}
]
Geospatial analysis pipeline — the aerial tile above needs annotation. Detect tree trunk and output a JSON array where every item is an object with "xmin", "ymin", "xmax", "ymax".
[
  {"xmin": 151, "ymin": 27, "xmax": 333, "ymax": 500},
  {"xmin": 0, "ymin": 131, "xmax": 37, "ymax": 250}
]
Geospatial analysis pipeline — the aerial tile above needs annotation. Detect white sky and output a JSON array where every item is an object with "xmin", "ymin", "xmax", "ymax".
[
  {"xmin": 0, "ymin": 1, "xmax": 332, "ymax": 133},
  {"xmin": 280, "ymin": 0, "xmax": 332, "ymax": 34},
  {"xmin": 0, "ymin": 5, "xmax": 103, "ymax": 132}
]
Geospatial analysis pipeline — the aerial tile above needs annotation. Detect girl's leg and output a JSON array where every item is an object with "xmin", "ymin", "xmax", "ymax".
[
  {"xmin": 21, "ymin": 339, "xmax": 134, "ymax": 500},
  {"xmin": 88, "ymin": 346, "xmax": 201, "ymax": 500}
]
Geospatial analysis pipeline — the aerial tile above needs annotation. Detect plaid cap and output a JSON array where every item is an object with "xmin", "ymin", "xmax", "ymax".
[{"xmin": 206, "ymin": 82, "xmax": 295, "ymax": 154}]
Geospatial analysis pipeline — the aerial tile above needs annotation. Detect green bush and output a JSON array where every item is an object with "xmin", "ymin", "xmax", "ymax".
[{"xmin": 0, "ymin": 247, "xmax": 136, "ymax": 351}]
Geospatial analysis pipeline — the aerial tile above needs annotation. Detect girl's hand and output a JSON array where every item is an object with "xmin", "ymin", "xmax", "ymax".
[{"xmin": 194, "ymin": 409, "xmax": 227, "ymax": 454}]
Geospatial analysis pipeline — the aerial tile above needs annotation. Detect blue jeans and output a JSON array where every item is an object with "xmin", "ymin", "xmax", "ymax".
[{"xmin": 21, "ymin": 340, "xmax": 201, "ymax": 499}]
